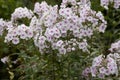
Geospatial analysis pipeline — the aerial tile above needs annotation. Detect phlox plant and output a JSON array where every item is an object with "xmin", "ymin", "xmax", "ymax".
[{"xmin": 0, "ymin": 0, "xmax": 120, "ymax": 80}]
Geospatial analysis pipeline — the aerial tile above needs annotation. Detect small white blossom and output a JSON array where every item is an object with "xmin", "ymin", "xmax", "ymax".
[
  {"xmin": 12, "ymin": 37, "xmax": 19, "ymax": 44},
  {"xmin": 1, "ymin": 56, "xmax": 9, "ymax": 64},
  {"xmin": 56, "ymin": 40, "xmax": 63, "ymax": 47},
  {"xmin": 11, "ymin": 7, "xmax": 33, "ymax": 21}
]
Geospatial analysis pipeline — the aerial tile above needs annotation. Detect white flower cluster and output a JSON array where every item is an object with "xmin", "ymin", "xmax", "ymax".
[
  {"xmin": 11, "ymin": 7, "xmax": 33, "ymax": 21},
  {"xmin": 34, "ymin": 1, "xmax": 50, "ymax": 17},
  {"xmin": 5, "ymin": 24, "xmax": 33, "ymax": 45},
  {"xmin": 60, "ymin": 0, "xmax": 91, "ymax": 8},
  {"xmin": 3, "ymin": 7, "xmax": 34, "ymax": 45},
  {"xmin": 0, "ymin": 18, "xmax": 6, "ymax": 35},
  {"xmin": 108, "ymin": 53, "xmax": 120, "ymax": 65},
  {"xmin": 0, "ymin": 0, "xmax": 107, "ymax": 54},
  {"xmin": 90, "ymin": 54, "xmax": 118, "ymax": 79},
  {"xmin": 82, "ymin": 52, "xmax": 120, "ymax": 79},
  {"xmin": 34, "ymin": 1, "xmax": 58, "ymax": 28},
  {"xmin": 109, "ymin": 40, "xmax": 120, "ymax": 53},
  {"xmin": 82, "ymin": 67, "xmax": 91, "ymax": 77},
  {"xmin": 82, "ymin": 40, "xmax": 120, "ymax": 79},
  {"xmin": 32, "ymin": 0, "xmax": 107, "ymax": 54},
  {"xmin": 100, "ymin": 0, "xmax": 120, "ymax": 9},
  {"xmin": 60, "ymin": 0, "xmax": 77, "ymax": 8}
]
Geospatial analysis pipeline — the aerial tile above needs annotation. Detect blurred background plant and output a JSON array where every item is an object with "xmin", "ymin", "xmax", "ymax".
[{"xmin": 0, "ymin": 0, "xmax": 120, "ymax": 80}]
